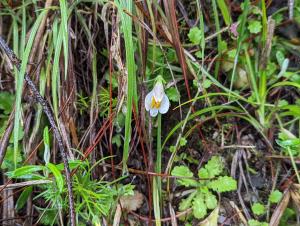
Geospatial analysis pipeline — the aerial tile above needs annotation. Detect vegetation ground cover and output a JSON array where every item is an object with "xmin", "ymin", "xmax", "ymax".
[{"xmin": 0, "ymin": 0, "xmax": 300, "ymax": 225}]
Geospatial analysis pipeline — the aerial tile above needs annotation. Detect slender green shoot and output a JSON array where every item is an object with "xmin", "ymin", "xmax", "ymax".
[
  {"xmin": 153, "ymin": 113, "xmax": 162, "ymax": 226},
  {"xmin": 115, "ymin": 0, "xmax": 137, "ymax": 174}
]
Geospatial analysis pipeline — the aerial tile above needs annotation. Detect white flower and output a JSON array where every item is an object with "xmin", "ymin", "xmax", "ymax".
[{"xmin": 145, "ymin": 81, "xmax": 170, "ymax": 117}]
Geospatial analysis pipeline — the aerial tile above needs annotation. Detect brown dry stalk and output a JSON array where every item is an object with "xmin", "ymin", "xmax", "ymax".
[{"xmin": 0, "ymin": 36, "xmax": 76, "ymax": 226}]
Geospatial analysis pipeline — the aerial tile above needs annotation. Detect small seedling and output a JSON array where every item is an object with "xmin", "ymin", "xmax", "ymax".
[{"xmin": 171, "ymin": 156, "xmax": 237, "ymax": 220}]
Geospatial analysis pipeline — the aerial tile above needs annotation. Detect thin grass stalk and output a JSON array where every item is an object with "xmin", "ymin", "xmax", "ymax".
[
  {"xmin": 153, "ymin": 113, "xmax": 162, "ymax": 225},
  {"xmin": 244, "ymin": 48, "xmax": 259, "ymax": 102},
  {"xmin": 228, "ymin": 0, "xmax": 250, "ymax": 100},
  {"xmin": 20, "ymin": 0, "xmax": 26, "ymax": 58},
  {"xmin": 59, "ymin": 0, "xmax": 69, "ymax": 79},
  {"xmin": 257, "ymin": 0, "xmax": 269, "ymax": 127},
  {"xmin": 52, "ymin": 22, "xmax": 63, "ymax": 119},
  {"xmin": 211, "ymin": 0, "xmax": 222, "ymax": 78},
  {"xmin": 146, "ymin": 0, "xmax": 157, "ymax": 72}
]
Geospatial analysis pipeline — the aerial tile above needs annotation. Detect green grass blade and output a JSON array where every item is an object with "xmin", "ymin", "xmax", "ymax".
[
  {"xmin": 13, "ymin": 9, "xmax": 48, "ymax": 169},
  {"xmin": 217, "ymin": 0, "xmax": 232, "ymax": 26},
  {"xmin": 20, "ymin": 0, "xmax": 26, "ymax": 58},
  {"xmin": 115, "ymin": 0, "xmax": 137, "ymax": 174},
  {"xmin": 59, "ymin": 0, "xmax": 69, "ymax": 79},
  {"xmin": 52, "ymin": 22, "xmax": 63, "ymax": 119}
]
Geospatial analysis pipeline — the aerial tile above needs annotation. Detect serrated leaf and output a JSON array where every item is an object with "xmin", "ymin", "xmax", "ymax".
[
  {"xmin": 208, "ymin": 176, "xmax": 237, "ymax": 192},
  {"xmin": 251, "ymin": 202, "xmax": 265, "ymax": 215},
  {"xmin": 179, "ymin": 137, "xmax": 187, "ymax": 147},
  {"xmin": 248, "ymin": 20, "xmax": 262, "ymax": 34},
  {"xmin": 269, "ymin": 190, "xmax": 283, "ymax": 203},
  {"xmin": 198, "ymin": 168, "xmax": 209, "ymax": 179},
  {"xmin": 198, "ymin": 156, "xmax": 224, "ymax": 179},
  {"xmin": 47, "ymin": 163, "xmax": 64, "ymax": 193},
  {"xmin": 188, "ymin": 27, "xmax": 202, "ymax": 44},
  {"xmin": 171, "ymin": 166, "xmax": 198, "ymax": 187},
  {"xmin": 166, "ymin": 87, "xmax": 180, "ymax": 102},
  {"xmin": 170, "ymin": 145, "xmax": 176, "ymax": 153},
  {"xmin": 193, "ymin": 194, "xmax": 207, "ymax": 219},
  {"xmin": 205, "ymin": 192, "xmax": 218, "ymax": 210},
  {"xmin": 179, "ymin": 191, "xmax": 197, "ymax": 211}
]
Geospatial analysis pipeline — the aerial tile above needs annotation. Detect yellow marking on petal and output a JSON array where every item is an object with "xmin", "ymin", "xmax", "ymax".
[{"xmin": 151, "ymin": 97, "xmax": 161, "ymax": 109}]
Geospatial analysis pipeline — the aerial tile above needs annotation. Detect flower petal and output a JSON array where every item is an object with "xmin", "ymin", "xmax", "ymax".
[
  {"xmin": 145, "ymin": 91, "xmax": 153, "ymax": 111},
  {"xmin": 159, "ymin": 94, "xmax": 170, "ymax": 114},
  {"xmin": 150, "ymin": 108, "xmax": 158, "ymax": 117},
  {"xmin": 153, "ymin": 82, "xmax": 164, "ymax": 102}
]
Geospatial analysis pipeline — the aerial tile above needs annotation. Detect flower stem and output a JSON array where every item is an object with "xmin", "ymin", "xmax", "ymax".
[{"xmin": 153, "ymin": 113, "xmax": 162, "ymax": 225}]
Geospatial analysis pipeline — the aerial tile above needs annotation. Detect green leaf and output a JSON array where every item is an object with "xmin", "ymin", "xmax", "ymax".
[
  {"xmin": 55, "ymin": 160, "xmax": 84, "ymax": 171},
  {"xmin": 170, "ymin": 145, "xmax": 176, "ymax": 153},
  {"xmin": 179, "ymin": 137, "xmax": 187, "ymax": 147},
  {"xmin": 47, "ymin": 163, "xmax": 64, "ymax": 193},
  {"xmin": 6, "ymin": 165, "xmax": 45, "ymax": 179},
  {"xmin": 248, "ymin": 219, "xmax": 269, "ymax": 226},
  {"xmin": 198, "ymin": 168, "xmax": 210, "ymax": 179},
  {"xmin": 203, "ymin": 79, "xmax": 213, "ymax": 89},
  {"xmin": 179, "ymin": 191, "xmax": 197, "ymax": 211},
  {"xmin": 193, "ymin": 194, "xmax": 207, "ymax": 219},
  {"xmin": 0, "ymin": 92, "xmax": 14, "ymax": 114},
  {"xmin": 15, "ymin": 186, "xmax": 32, "ymax": 211},
  {"xmin": 217, "ymin": 0, "xmax": 232, "ymax": 25},
  {"xmin": 251, "ymin": 203, "xmax": 265, "ymax": 215},
  {"xmin": 43, "ymin": 126, "xmax": 50, "ymax": 164},
  {"xmin": 227, "ymin": 49, "xmax": 237, "ymax": 58},
  {"xmin": 188, "ymin": 27, "xmax": 202, "ymax": 44},
  {"xmin": 13, "ymin": 9, "xmax": 48, "ymax": 170},
  {"xmin": 248, "ymin": 20, "xmax": 262, "ymax": 34},
  {"xmin": 171, "ymin": 166, "xmax": 198, "ymax": 187},
  {"xmin": 166, "ymin": 87, "xmax": 180, "ymax": 102},
  {"xmin": 208, "ymin": 176, "xmax": 237, "ymax": 192},
  {"xmin": 195, "ymin": 50, "xmax": 203, "ymax": 59},
  {"xmin": 269, "ymin": 190, "xmax": 283, "ymax": 204},
  {"xmin": 219, "ymin": 40, "xmax": 228, "ymax": 53},
  {"xmin": 276, "ymin": 50, "xmax": 285, "ymax": 66},
  {"xmin": 198, "ymin": 156, "xmax": 224, "ymax": 179},
  {"xmin": 112, "ymin": 134, "xmax": 122, "ymax": 148},
  {"xmin": 1, "ymin": 145, "xmax": 22, "ymax": 170},
  {"xmin": 205, "ymin": 192, "xmax": 218, "ymax": 210}
]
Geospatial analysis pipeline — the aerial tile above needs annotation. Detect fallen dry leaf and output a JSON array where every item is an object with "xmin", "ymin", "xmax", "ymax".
[{"xmin": 120, "ymin": 190, "xmax": 144, "ymax": 211}]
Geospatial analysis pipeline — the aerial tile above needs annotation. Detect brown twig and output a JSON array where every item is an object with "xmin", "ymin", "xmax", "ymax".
[{"xmin": 0, "ymin": 36, "xmax": 76, "ymax": 226}]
